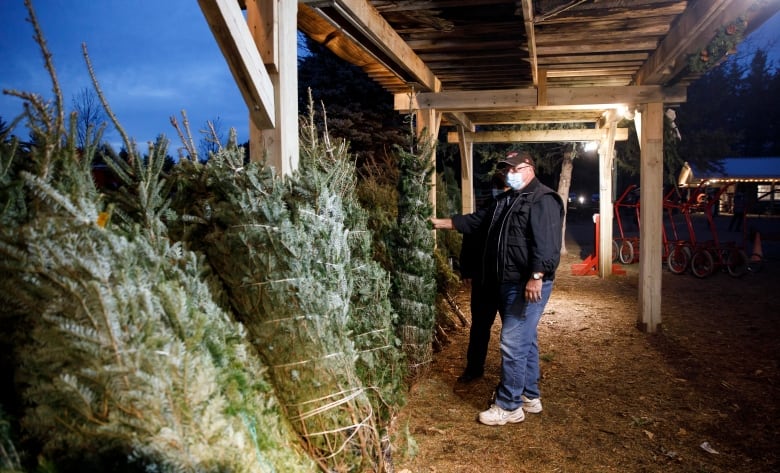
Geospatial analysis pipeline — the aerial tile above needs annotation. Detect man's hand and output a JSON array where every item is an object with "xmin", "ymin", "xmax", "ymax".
[
  {"xmin": 525, "ymin": 279, "xmax": 542, "ymax": 303},
  {"xmin": 430, "ymin": 218, "xmax": 454, "ymax": 230}
]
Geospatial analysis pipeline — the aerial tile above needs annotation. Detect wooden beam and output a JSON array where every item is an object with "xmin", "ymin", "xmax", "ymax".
[
  {"xmin": 539, "ymin": 52, "xmax": 649, "ymax": 65},
  {"xmin": 635, "ymin": 0, "xmax": 746, "ymax": 85},
  {"xmin": 444, "ymin": 112, "xmax": 475, "ymax": 132},
  {"xmin": 538, "ymin": 68, "xmax": 547, "ymax": 106},
  {"xmin": 536, "ymin": 40, "xmax": 659, "ymax": 55},
  {"xmin": 546, "ymin": 67, "xmax": 639, "ymax": 77},
  {"xmin": 521, "ymin": 0, "xmax": 538, "ymax": 86},
  {"xmin": 463, "ymin": 110, "xmax": 603, "ymax": 125},
  {"xmin": 373, "ymin": 0, "xmax": 506, "ymax": 12},
  {"xmin": 302, "ymin": 0, "xmax": 441, "ymax": 92},
  {"xmin": 446, "ymin": 128, "xmax": 628, "ymax": 144},
  {"xmin": 396, "ymin": 86, "xmax": 686, "ymax": 112},
  {"xmin": 198, "ymin": 0, "xmax": 274, "ymax": 129}
]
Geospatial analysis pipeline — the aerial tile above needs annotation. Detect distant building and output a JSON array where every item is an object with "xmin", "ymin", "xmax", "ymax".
[{"xmin": 685, "ymin": 157, "xmax": 780, "ymax": 214}]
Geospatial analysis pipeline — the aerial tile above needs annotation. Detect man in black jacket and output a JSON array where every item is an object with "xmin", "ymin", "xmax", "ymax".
[{"xmin": 432, "ymin": 151, "xmax": 564, "ymax": 426}]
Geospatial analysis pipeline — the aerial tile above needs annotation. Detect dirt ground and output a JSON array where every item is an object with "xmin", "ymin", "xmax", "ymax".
[{"xmin": 395, "ymin": 212, "xmax": 780, "ymax": 473}]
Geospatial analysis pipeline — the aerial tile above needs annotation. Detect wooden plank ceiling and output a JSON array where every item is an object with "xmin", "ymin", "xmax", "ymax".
[{"xmin": 298, "ymin": 0, "xmax": 779, "ymax": 127}]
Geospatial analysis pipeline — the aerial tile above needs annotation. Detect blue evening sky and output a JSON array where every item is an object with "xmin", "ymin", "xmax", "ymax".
[
  {"xmin": 1, "ymin": 1, "xmax": 252, "ymax": 151},
  {"xmin": 1, "ymin": 1, "xmax": 779, "ymax": 152}
]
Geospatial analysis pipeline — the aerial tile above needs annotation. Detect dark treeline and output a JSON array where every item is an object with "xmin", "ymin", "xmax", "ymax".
[{"xmin": 677, "ymin": 49, "xmax": 780, "ymax": 163}]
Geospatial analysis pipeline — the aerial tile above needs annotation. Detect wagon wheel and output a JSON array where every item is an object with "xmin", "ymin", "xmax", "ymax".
[
  {"xmin": 612, "ymin": 239, "xmax": 620, "ymax": 263},
  {"xmin": 667, "ymin": 245, "xmax": 690, "ymax": 274},
  {"xmin": 690, "ymin": 249, "xmax": 715, "ymax": 278},
  {"xmin": 618, "ymin": 240, "xmax": 635, "ymax": 265},
  {"xmin": 726, "ymin": 248, "xmax": 748, "ymax": 277}
]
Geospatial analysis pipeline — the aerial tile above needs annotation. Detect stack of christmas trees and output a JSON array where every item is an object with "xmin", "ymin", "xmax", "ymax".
[
  {"xmin": 0, "ymin": 6, "xmax": 438, "ymax": 471},
  {"xmin": 0, "ymin": 83, "xmax": 315, "ymax": 473}
]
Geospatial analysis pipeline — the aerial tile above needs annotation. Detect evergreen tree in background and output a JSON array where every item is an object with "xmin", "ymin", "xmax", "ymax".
[
  {"xmin": 390, "ymin": 133, "xmax": 437, "ymax": 380},
  {"xmin": 741, "ymin": 49, "xmax": 779, "ymax": 155},
  {"xmin": 676, "ymin": 59, "xmax": 744, "ymax": 168},
  {"xmin": 432, "ymin": 169, "xmax": 465, "ymax": 348},
  {"xmin": 676, "ymin": 48, "xmax": 779, "ymax": 166},
  {"xmin": 298, "ymin": 34, "xmax": 407, "ymax": 296},
  {"xmin": 298, "ymin": 36, "xmax": 406, "ymax": 173}
]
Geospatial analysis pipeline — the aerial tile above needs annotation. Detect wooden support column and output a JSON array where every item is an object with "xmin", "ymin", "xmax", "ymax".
[
  {"xmin": 637, "ymin": 102, "xmax": 664, "ymax": 332},
  {"xmin": 416, "ymin": 108, "xmax": 441, "ymax": 215},
  {"xmin": 597, "ymin": 111, "xmax": 618, "ymax": 277},
  {"xmin": 247, "ymin": 0, "xmax": 298, "ymax": 174},
  {"xmin": 457, "ymin": 125, "xmax": 474, "ymax": 214}
]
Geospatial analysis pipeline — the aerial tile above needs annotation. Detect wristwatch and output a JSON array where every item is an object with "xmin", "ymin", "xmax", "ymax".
[{"xmin": 532, "ymin": 272, "xmax": 543, "ymax": 280}]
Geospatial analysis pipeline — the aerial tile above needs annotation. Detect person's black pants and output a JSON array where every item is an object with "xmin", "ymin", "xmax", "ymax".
[
  {"xmin": 465, "ymin": 280, "xmax": 499, "ymax": 375},
  {"xmin": 728, "ymin": 212, "xmax": 744, "ymax": 231}
]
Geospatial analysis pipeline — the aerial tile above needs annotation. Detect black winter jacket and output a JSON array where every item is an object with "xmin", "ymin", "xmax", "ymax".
[{"xmin": 452, "ymin": 178, "xmax": 564, "ymax": 284}]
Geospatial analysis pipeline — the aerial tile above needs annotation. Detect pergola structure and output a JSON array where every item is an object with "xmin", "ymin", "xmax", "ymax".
[{"xmin": 198, "ymin": 0, "xmax": 779, "ymax": 332}]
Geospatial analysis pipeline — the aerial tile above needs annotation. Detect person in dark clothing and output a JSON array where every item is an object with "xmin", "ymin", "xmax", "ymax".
[
  {"xmin": 728, "ymin": 191, "xmax": 745, "ymax": 232},
  {"xmin": 457, "ymin": 172, "xmax": 508, "ymax": 384},
  {"xmin": 432, "ymin": 151, "xmax": 564, "ymax": 426}
]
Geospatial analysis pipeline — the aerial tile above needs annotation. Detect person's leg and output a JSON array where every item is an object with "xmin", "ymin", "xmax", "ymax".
[
  {"xmin": 462, "ymin": 281, "xmax": 498, "ymax": 379},
  {"xmin": 522, "ymin": 330, "xmax": 541, "ymax": 400},
  {"xmin": 493, "ymin": 280, "xmax": 553, "ymax": 410}
]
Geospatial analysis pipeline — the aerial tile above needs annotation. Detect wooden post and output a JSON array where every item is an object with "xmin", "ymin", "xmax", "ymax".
[
  {"xmin": 597, "ymin": 111, "xmax": 618, "ymax": 277},
  {"xmin": 457, "ymin": 125, "xmax": 474, "ymax": 214},
  {"xmin": 247, "ymin": 0, "xmax": 298, "ymax": 174},
  {"xmin": 637, "ymin": 103, "xmax": 664, "ymax": 332}
]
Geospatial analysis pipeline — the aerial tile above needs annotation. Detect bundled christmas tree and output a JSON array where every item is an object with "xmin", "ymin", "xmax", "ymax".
[
  {"xmin": 297, "ymin": 100, "xmax": 406, "ymax": 460},
  {"xmin": 0, "ymin": 7, "xmax": 315, "ymax": 470},
  {"xmin": 432, "ymin": 171, "xmax": 467, "ymax": 350},
  {"xmin": 167, "ymin": 132, "xmax": 384, "ymax": 471},
  {"xmin": 390, "ymin": 134, "xmax": 437, "ymax": 380}
]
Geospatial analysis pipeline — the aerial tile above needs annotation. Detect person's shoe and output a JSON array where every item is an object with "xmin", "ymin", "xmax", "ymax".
[
  {"xmin": 521, "ymin": 395, "xmax": 543, "ymax": 414},
  {"xmin": 478, "ymin": 403, "xmax": 525, "ymax": 425},
  {"xmin": 456, "ymin": 370, "xmax": 483, "ymax": 384}
]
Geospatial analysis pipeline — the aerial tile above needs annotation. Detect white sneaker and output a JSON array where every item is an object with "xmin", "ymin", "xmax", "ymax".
[
  {"xmin": 521, "ymin": 395, "xmax": 543, "ymax": 414},
  {"xmin": 478, "ymin": 403, "xmax": 525, "ymax": 425}
]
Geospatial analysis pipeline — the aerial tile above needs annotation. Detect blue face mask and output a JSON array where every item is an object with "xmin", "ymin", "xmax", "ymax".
[{"xmin": 506, "ymin": 173, "xmax": 526, "ymax": 190}]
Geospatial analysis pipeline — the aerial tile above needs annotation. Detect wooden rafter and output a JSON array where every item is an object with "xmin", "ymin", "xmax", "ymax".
[
  {"xmin": 300, "ymin": 0, "xmax": 441, "ymax": 92},
  {"xmin": 395, "ymin": 85, "xmax": 687, "ymax": 112},
  {"xmin": 446, "ymin": 128, "xmax": 629, "ymax": 144}
]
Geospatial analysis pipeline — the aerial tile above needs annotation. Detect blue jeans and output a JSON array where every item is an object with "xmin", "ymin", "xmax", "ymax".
[{"xmin": 495, "ymin": 279, "xmax": 553, "ymax": 410}]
